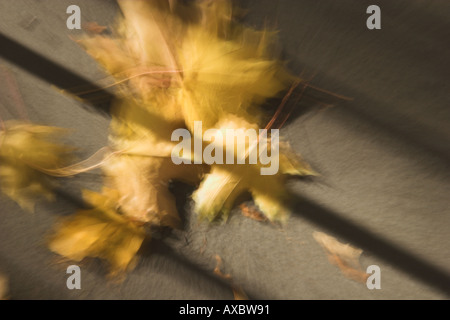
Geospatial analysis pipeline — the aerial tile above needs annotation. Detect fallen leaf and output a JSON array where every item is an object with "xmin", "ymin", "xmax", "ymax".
[
  {"xmin": 48, "ymin": 189, "xmax": 146, "ymax": 277},
  {"xmin": 313, "ymin": 231, "xmax": 369, "ymax": 284},
  {"xmin": 83, "ymin": 22, "xmax": 108, "ymax": 34},
  {"xmin": 240, "ymin": 203, "xmax": 267, "ymax": 222},
  {"xmin": 0, "ymin": 121, "xmax": 74, "ymax": 211},
  {"xmin": 213, "ymin": 254, "xmax": 231, "ymax": 280}
]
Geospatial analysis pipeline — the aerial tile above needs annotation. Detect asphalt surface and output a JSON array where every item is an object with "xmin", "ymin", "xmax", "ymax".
[{"xmin": 0, "ymin": 0, "xmax": 449, "ymax": 299}]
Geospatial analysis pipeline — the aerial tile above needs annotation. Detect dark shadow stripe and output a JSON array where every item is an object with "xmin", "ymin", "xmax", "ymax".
[
  {"xmin": 291, "ymin": 194, "xmax": 450, "ymax": 296},
  {"xmin": 0, "ymin": 33, "xmax": 112, "ymax": 115}
]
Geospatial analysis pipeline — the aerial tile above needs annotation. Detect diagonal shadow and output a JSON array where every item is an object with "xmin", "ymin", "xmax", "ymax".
[
  {"xmin": 0, "ymin": 33, "xmax": 113, "ymax": 115},
  {"xmin": 297, "ymin": 69, "xmax": 450, "ymax": 166},
  {"xmin": 240, "ymin": 0, "xmax": 450, "ymax": 166},
  {"xmin": 290, "ymin": 193, "xmax": 450, "ymax": 296}
]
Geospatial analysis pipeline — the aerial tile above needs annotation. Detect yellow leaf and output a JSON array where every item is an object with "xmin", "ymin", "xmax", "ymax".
[
  {"xmin": 48, "ymin": 190, "xmax": 146, "ymax": 276},
  {"xmin": 0, "ymin": 121, "xmax": 73, "ymax": 211}
]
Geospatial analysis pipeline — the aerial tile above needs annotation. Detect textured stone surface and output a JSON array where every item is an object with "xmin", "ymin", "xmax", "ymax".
[{"xmin": 0, "ymin": 0, "xmax": 448, "ymax": 299}]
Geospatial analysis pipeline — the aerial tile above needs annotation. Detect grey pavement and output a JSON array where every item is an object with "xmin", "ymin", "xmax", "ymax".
[{"xmin": 0, "ymin": 0, "xmax": 449, "ymax": 299}]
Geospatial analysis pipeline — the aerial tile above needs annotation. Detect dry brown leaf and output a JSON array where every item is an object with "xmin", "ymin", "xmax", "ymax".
[
  {"xmin": 83, "ymin": 22, "xmax": 108, "ymax": 34},
  {"xmin": 213, "ymin": 254, "xmax": 232, "ymax": 280},
  {"xmin": 313, "ymin": 231, "xmax": 369, "ymax": 284},
  {"xmin": 240, "ymin": 203, "xmax": 267, "ymax": 222}
]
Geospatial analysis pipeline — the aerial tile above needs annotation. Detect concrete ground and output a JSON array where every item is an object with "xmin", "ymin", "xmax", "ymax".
[{"xmin": 0, "ymin": 0, "xmax": 448, "ymax": 299}]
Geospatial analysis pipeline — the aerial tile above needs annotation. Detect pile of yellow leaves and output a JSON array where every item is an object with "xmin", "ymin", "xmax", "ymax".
[{"xmin": 0, "ymin": 0, "xmax": 315, "ymax": 275}]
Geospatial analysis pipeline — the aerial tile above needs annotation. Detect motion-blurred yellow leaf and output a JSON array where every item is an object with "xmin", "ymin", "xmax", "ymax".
[
  {"xmin": 0, "ymin": 121, "xmax": 73, "ymax": 211},
  {"xmin": 48, "ymin": 189, "xmax": 146, "ymax": 276}
]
